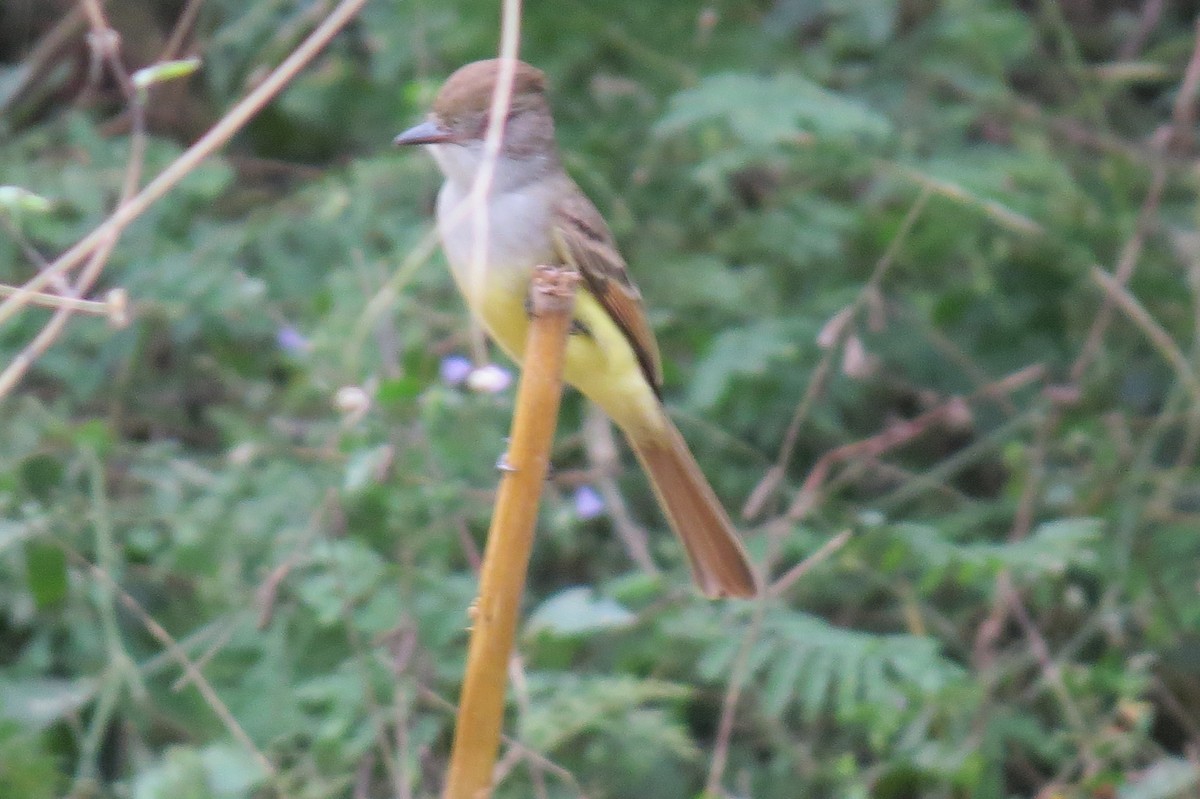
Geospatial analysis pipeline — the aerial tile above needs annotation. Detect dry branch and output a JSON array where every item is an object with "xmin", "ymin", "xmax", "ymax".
[{"xmin": 442, "ymin": 265, "xmax": 578, "ymax": 799}]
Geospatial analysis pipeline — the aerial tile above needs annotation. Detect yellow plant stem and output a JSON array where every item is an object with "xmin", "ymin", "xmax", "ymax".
[{"xmin": 443, "ymin": 264, "xmax": 579, "ymax": 799}]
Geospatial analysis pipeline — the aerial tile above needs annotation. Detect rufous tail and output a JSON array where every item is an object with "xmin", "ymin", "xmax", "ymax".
[{"xmin": 626, "ymin": 418, "xmax": 758, "ymax": 598}]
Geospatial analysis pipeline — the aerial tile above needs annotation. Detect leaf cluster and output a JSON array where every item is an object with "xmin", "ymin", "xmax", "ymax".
[{"xmin": 2, "ymin": 0, "xmax": 1200, "ymax": 797}]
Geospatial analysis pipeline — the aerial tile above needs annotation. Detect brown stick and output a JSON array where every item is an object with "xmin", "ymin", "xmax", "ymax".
[
  {"xmin": 442, "ymin": 265, "xmax": 578, "ymax": 799},
  {"xmin": 786, "ymin": 363, "xmax": 1046, "ymax": 520}
]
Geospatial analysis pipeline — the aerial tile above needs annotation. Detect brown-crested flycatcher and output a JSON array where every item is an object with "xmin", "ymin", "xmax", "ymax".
[{"xmin": 394, "ymin": 59, "xmax": 757, "ymax": 598}]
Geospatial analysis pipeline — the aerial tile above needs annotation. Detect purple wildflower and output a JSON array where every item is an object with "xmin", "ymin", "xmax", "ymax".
[
  {"xmin": 276, "ymin": 324, "xmax": 312, "ymax": 354},
  {"xmin": 573, "ymin": 485, "xmax": 605, "ymax": 520},
  {"xmin": 439, "ymin": 355, "xmax": 473, "ymax": 386}
]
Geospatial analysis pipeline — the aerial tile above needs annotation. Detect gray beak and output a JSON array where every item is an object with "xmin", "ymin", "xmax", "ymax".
[{"xmin": 393, "ymin": 118, "xmax": 457, "ymax": 146}]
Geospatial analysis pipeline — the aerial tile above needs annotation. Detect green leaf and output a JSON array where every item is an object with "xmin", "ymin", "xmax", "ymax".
[
  {"xmin": 0, "ymin": 723, "xmax": 62, "ymax": 799},
  {"xmin": 527, "ymin": 586, "xmax": 636, "ymax": 638},
  {"xmin": 71, "ymin": 419, "xmax": 115, "ymax": 458},
  {"xmin": 0, "ymin": 679, "xmax": 95, "ymax": 730},
  {"xmin": 686, "ymin": 319, "xmax": 802, "ymax": 410},
  {"xmin": 655, "ymin": 73, "xmax": 892, "ymax": 147},
  {"xmin": 132, "ymin": 58, "xmax": 202, "ymax": 91},
  {"xmin": 519, "ymin": 673, "xmax": 691, "ymax": 755},
  {"xmin": 23, "ymin": 541, "xmax": 67, "ymax": 608},
  {"xmin": 901, "ymin": 517, "xmax": 1102, "ymax": 584},
  {"xmin": 376, "ymin": 375, "xmax": 424, "ymax": 408},
  {"xmin": 18, "ymin": 455, "xmax": 63, "ymax": 501},
  {"xmin": 0, "ymin": 185, "xmax": 52, "ymax": 214},
  {"xmin": 132, "ymin": 743, "xmax": 266, "ymax": 799},
  {"xmin": 342, "ymin": 444, "xmax": 392, "ymax": 493},
  {"xmin": 701, "ymin": 607, "xmax": 965, "ymax": 724},
  {"xmin": 294, "ymin": 540, "xmax": 387, "ymax": 626}
]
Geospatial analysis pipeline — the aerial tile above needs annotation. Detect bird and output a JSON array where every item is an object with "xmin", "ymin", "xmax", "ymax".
[{"xmin": 394, "ymin": 59, "xmax": 757, "ymax": 598}]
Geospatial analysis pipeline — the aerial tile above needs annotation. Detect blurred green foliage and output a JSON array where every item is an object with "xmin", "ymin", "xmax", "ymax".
[{"xmin": 2, "ymin": 0, "xmax": 1200, "ymax": 797}]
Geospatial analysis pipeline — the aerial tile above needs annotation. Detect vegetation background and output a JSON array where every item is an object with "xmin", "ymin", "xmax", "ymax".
[{"xmin": 2, "ymin": 1, "xmax": 1200, "ymax": 797}]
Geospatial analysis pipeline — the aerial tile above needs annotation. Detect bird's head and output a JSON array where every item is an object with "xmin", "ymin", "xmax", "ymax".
[{"xmin": 394, "ymin": 59, "xmax": 560, "ymax": 190}]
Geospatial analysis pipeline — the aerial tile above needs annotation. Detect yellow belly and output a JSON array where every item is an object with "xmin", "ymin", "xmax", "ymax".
[{"xmin": 468, "ymin": 277, "xmax": 664, "ymax": 438}]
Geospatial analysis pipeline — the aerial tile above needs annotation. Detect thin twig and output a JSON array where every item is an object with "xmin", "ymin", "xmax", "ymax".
[
  {"xmin": 999, "ymin": 574, "xmax": 1099, "ymax": 775},
  {"xmin": 418, "ymin": 686, "xmax": 589, "ymax": 798},
  {"xmin": 1147, "ymin": 242, "xmax": 1200, "ymax": 513},
  {"xmin": 704, "ymin": 601, "xmax": 764, "ymax": 796},
  {"xmin": 972, "ymin": 407, "xmax": 1056, "ymax": 673},
  {"xmin": 0, "ymin": 0, "xmax": 144, "ymax": 399},
  {"xmin": 1071, "ymin": 19, "xmax": 1200, "ymax": 383},
  {"xmin": 744, "ymin": 186, "xmax": 932, "ymax": 522},
  {"xmin": 0, "ymin": 5, "xmax": 86, "ymax": 116},
  {"xmin": 583, "ymin": 405, "xmax": 659, "ymax": 575},
  {"xmin": 461, "ymin": 0, "xmax": 525, "ymax": 365},
  {"xmin": 159, "ymin": 0, "xmax": 206, "ymax": 61},
  {"xmin": 64, "ymin": 546, "xmax": 276, "ymax": 777},
  {"xmin": 494, "ymin": 656, "xmax": 549, "ymax": 799},
  {"xmin": 1118, "ymin": 0, "xmax": 1165, "ymax": 60},
  {"xmin": 708, "ymin": 528, "xmax": 853, "ymax": 793},
  {"xmin": 1069, "ymin": 165, "xmax": 1167, "ymax": 384},
  {"xmin": 0, "ymin": 285, "xmax": 113, "ymax": 315},
  {"xmin": 1089, "ymin": 266, "xmax": 1200, "ymax": 403},
  {"xmin": 787, "ymin": 364, "xmax": 1046, "ymax": 520},
  {"xmin": 1169, "ymin": 16, "xmax": 1200, "ymax": 151},
  {"xmin": 0, "ymin": 0, "xmax": 368, "ymax": 335},
  {"xmin": 335, "ymin": 553, "xmax": 405, "ymax": 796},
  {"xmin": 768, "ymin": 528, "xmax": 852, "ymax": 598}
]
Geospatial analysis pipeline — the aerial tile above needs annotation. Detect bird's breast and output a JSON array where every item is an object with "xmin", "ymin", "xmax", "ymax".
[
  {"xmin": 436, "ymin": 180, "xmax": 558, "ymax": 357},
  {"xmin": 437, "ymin": 182, "xmax": 556, "ymax": 296}
]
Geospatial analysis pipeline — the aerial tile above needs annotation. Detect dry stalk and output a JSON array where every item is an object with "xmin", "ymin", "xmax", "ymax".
[{"xmin": 442, "ymin": 265, "xmax": 578, "ymax": 799}]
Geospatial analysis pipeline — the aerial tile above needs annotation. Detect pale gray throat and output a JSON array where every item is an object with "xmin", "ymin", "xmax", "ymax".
[{"xmin": 427, "ymin": 140, "xmax": 561, "ymax": 196}]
